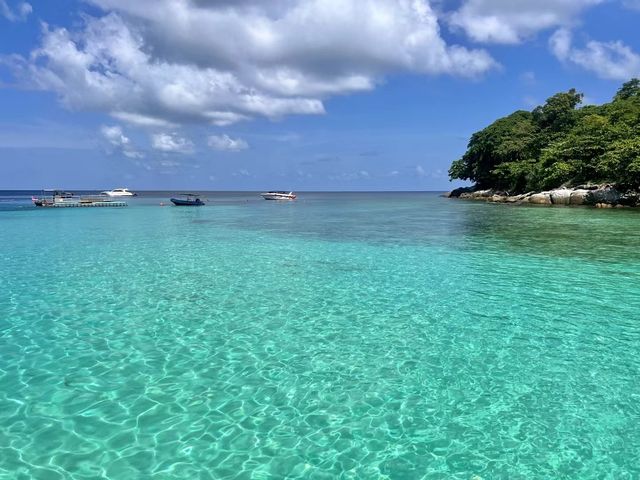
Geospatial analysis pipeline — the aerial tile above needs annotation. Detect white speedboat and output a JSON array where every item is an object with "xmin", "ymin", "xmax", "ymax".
[
  {"xmin": 260, "ymin": 191, "xmax": 296, "ymax": 200},
  {"xmin": 102, "ymin": 188, "xmax": 137, "ymax": 197}
]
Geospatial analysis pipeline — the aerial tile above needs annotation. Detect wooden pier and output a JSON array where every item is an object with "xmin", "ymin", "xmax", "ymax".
[{"xmin": 45, "ymin": 201, "xmax": 127, "ymax": 208}]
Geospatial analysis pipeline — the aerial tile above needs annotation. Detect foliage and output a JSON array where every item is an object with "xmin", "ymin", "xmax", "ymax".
[{"xmin": 449, "ymin": 79, "xmax": 640, "ymax": 192}]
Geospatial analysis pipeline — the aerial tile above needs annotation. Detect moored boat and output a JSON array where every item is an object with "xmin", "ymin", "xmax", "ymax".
[
  {"xmin": 260, "ymin": 191, "xmax": 296, "ymax": 200},
  {"xmin": 170, "ymin": 193, "xmax": 205, "ymax": 206},
  {"xmin": 32, "ymin": 190, "xmax": 127, "ymax": 207}
]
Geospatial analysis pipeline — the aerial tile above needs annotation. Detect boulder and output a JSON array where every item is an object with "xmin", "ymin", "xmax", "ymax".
[
  {"xmin": 619, "ymin": 192, "xmax": 640, "ymax": 207},
  {"xmin": 569, "ymin": 189, "xmax": 589, "ymax": 205},
  {"xmin": 473, "ymin": 189, "xmax": 495, "ymax": 198},
  {"xmin": 446, "ymin": 186, "xmax": 474, "ymax": 198},
  {"xmin": 587, "ymin": 187, "xmax": 621, "ymax": 205},
  {"xmin": 528, "ymin": 192, "xmax": 552, "ymax": 205},
  {"xmin": 549, "ymin": 188, "xmax": 573, "ymax": 205}
]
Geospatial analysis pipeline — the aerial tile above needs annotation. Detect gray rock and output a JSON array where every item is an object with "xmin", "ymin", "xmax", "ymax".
[
  {"xmin": 587, "ymin": 187, "xmax": 621, "ymax": 205},
  {"xmin": 446, "ymin": 187, "xmax": 474, "ymax": 198},
  {"xmin": 619, "ymin": 192, "xmax": 640, "ymax": 206}
]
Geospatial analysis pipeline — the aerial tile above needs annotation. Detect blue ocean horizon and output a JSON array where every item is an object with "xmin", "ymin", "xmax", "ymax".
[{"xmin": 1, "ymin": 191, "xmax": 639, "ymax": 478}]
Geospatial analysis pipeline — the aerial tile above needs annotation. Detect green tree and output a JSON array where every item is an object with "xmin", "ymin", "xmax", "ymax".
[
  {"xmin": 614, "ymin": 78, "xmax": 640, "ymax": 101},
  {"xmin": 449, "ymin": 80, "xmax": 640, "ymax": 192},
  {"xmin": 532, "ymin": 88, "xmax": 583, "ymax": 132},
  {"xmin": 598, "ymin": 138, "xmax": 640, "ymax": 188},
  {"xmin": 448, "ymin": 110, "xmax": 538, "ymax": 190}
]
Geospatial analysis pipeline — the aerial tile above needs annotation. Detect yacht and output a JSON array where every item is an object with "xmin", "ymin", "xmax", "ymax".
[
  {"xmin": 260, "ymin": 191, "xmax": 297, "ymax": 200},
  {"xmin": 102, "ymin": 188, "xmax": 136, "ymax": 197}
]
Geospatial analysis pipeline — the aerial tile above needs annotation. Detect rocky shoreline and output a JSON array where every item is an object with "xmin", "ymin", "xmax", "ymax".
[{"xmin": 445, "ymin": 185, "xmax": 640, "ymax": 208}]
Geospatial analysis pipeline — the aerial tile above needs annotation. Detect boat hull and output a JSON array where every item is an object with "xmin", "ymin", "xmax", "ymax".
[
  {"xmin": 170, "ymin": 198, "xmax": 204, "ymax": 206},
  {"xmin": 261, "ymin": 193, "xmax": 296, "ymax": 200}
]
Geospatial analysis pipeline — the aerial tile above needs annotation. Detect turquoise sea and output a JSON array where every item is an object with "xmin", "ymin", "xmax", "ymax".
[{"xmin": 1, "ymin": 191, "xmax": 639, "ymax": 479}]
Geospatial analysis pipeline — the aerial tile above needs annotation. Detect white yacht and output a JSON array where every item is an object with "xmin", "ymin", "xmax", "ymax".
[
  {"xmin": 260, "ymin": 191, "xmax": 297, "ymax": 200},
  {"xmin": 102, "ymin": 188, "xmax": 137, "ymax": 197}
]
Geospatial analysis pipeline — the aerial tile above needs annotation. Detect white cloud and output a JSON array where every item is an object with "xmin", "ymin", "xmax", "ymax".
[
  {"xmin": 233, "ymin": 169, "xmax": 251, "ymax": 177},
  {"xmin": 111, "ymin": 111, "xmax": 176, "ymax": 128},
  {"xmin": 549, "ymin": 28, "xmax": 572, "ymax": 60},
  {"xmin": 623, "ymin": 0, "xmax": 640, "ymax": 10},
  {"xmin": 328, "ymin": 170, "xmax": 373, "ymax": 181},
  {"xmin": 100, "ymin": 124, "xmax": 143, "ymax": 158},
  {"xmin": 151, "ymin": 132, "xmax": 194, "ymax": 154},
  {"xmin": 449, "ymin": 0, "xmax": 602, "ymax": 44},
  {"xmin": 415, "ymin": 165, "xmax": 427, "ymax": 177},
  {"xmin": 8, "ymin": 1, "xmax": 496, "ymax": 127},
  {"xmin": 520, "ymin": 71, "xmax": 536, "ymax": 85},
  {"xmin": 550, "ymin": 29, "xmax": 640, "ymax": 80},
  {"xmin": 0, "ymin": 0, "xmax": 31, "ymax": 22},
  {"xmin": 207, "ymin": 134, "xmax": 249, "ymax": 152}
]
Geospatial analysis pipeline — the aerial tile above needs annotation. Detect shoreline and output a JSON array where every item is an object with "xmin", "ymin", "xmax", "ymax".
[{"xmin": 445, "ymin": 185, "xmax": 640, "ymax": 208}]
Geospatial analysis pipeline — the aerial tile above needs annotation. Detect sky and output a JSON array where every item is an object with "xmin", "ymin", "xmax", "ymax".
[{"xmin": 0, "ymin": 0, "xmax": 639, "ymax": 191}]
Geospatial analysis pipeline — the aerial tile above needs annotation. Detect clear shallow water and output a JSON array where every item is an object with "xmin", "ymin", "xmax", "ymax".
[{"xmin": 1, "ymin": 192, "xmax": 639, "ymax": 479}]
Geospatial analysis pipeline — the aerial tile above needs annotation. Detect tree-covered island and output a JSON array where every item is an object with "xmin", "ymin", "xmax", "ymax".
[{"xmin": 448, "ymin": 79, "xmax": 640, "ymax": 207}]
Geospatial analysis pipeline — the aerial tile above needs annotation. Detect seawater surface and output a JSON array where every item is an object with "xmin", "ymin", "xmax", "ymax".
[{"xmin": 1, "ymin": 192, "xmax": 639, "ymax": 479}]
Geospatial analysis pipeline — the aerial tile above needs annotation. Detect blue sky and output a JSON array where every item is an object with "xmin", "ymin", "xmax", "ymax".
[{"xmin": 1, "ymin": 0, "xmax": 639, "ymax": 191}]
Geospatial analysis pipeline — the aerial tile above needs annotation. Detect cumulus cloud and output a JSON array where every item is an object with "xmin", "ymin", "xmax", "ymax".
[
  {"xmin": 0, "ymin": 0, "xmax": 31, "ymax": 22},
  {"xmin": 449, "ymin": 0, "xmax": 602, "ymax": 44},
  {"xmin": 550, "ymin": 29, "xmax": 640, "ymax": 80},
  {"xmin": 100, "ymin": 125, "xmax": 143, "ymax": 158},
  {"xmin": 8, "ymin": 0, "xmax": 496, "ymax": 127},
  {"xmin": 207, "ymin": 134, "xmax": 249, "ymax": 152},
  {"xmin": 549, "ymin": 28, "xmax": 572, "ymax": 60},
  {"xmin": 151, "ymin": 132, "xmax": 194, "ymax": 153}
]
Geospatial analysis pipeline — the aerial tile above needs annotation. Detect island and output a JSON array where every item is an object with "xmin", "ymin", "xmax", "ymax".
[{"xmin": 447, "ymin": 79, "xmax": 640, "ymax": 207}]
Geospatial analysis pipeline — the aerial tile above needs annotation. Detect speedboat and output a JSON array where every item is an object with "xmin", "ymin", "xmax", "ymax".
[
  {"xmin": 260, "ymin": 191, "xmax": 297, "ymax": 200},
  {"xmin": 102, "ymin": 188, "xmax": 136, "ymax": 197},
  {"xmin": 170, "ymin": 193, "xmax": 205, "ymax": 206}
]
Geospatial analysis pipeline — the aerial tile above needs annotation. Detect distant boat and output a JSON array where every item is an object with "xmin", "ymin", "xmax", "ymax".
[
  {"xmin": 52, "ymin": 190, "xmax": 74, "ymax": 198},
  {"xmin": 170, "ymin": 193, "xmax": 205, "ymax": 206},
  {"xmin": 260, "ymin": 191, "xmax": 297, "ymax": 200},
  {"xmin": 102, "ymin": 188, "xmax": 136, "ymax": 197},
  {"xmin": 32, "ymin": 190, "xmax": 127, "ymax": 208}
]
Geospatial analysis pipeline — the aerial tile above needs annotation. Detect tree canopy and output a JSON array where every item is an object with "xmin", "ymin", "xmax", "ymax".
[{"xmin": 449, "ymin": 79, "xmax": 640, "ymax": 192}]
